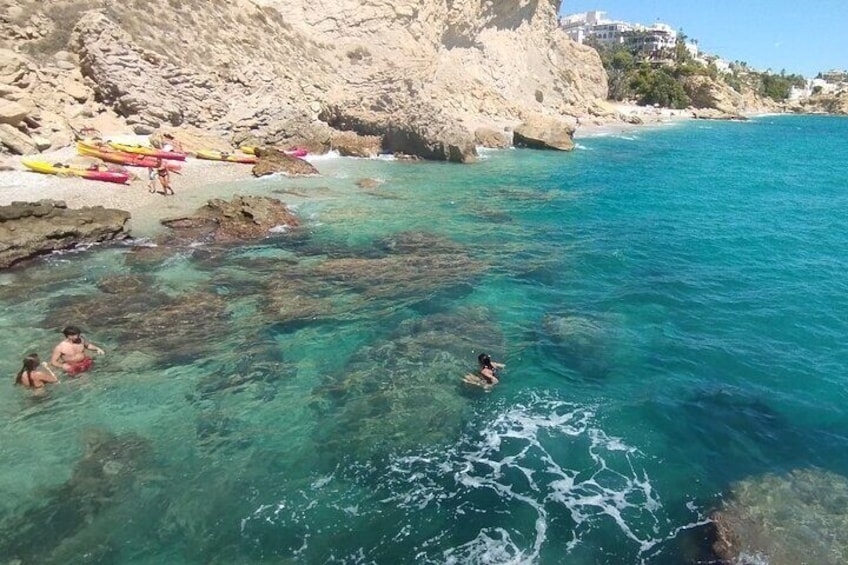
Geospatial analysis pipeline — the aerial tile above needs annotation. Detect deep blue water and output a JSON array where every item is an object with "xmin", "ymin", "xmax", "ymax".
[{"xmin": 1, "ymin": 115, "xmax": 847, "ymax": 563}]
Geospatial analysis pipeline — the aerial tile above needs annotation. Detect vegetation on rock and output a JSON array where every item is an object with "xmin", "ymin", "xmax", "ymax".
[{"xmin": 590, "ymin": 34, "xmax": 805, "ymax": 109}]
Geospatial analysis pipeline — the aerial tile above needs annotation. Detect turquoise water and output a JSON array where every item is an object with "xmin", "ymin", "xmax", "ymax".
[{"xmin": 2, "ymin": 115, "xmax": 848, "ymax": 563}]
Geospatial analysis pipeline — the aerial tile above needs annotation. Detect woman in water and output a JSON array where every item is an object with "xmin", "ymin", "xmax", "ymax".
[
  {"xmin": 463, "ymin": 353, "xmax": 505, "ymax": 388},
  {"xmin": 15, "ymin": 353, "xmax": 59, "ymax": 389},
  {"xmin": 477, "ymin": 353, "xmax": 505, "ymax": 385}
]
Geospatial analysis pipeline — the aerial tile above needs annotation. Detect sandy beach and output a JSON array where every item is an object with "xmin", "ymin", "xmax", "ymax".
[{"xmin": 0, "ymin": 139, "xmax": 256, "ymax": 237}]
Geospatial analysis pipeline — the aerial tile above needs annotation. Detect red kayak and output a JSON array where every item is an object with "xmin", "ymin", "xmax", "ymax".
[
  {"xmin": 77, "ymin": 142, "xmax": 182, "ymax": 171},
  {"xmin": 22, "ymin": 158, "xmax": 130, "ymax": 185}
]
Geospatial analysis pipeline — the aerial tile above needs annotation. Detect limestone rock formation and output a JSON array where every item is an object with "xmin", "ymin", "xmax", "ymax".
[
  {"xmin": 787, "ymin": 90, "xmax": 848, "ymax": 115},
  {"xmin": 252, "ymin": 148, "xmax": 319, "ymax": 177},
  {"xmin": 161, "ymin": 195, "xmax": 300, "ymax": 243},
  {"xmin": 0, "ymin": 200, "xmax": 131, "ymax": 269},
  {"xmin": 1, "ymin": 0, "xmax": 608, "ymax": 161},
  {"xmin": 683, "ymin": 75, "xmax": 776, "ymax": 116},
  {"xmin": 513, "ymin": 114, "xmax": 576, "ymax": 151}
]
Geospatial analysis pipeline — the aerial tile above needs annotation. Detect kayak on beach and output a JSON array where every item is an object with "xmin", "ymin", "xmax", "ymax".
[
  {"xmin": 106, "ymin": 141, "xmax": 187, "ymax": 161},
  {"xmin": 195, "ymin": 150, "xmax": 258, "ymax": 164},
  {"xmin": 77, "ymin": 142, "xmax": 182, "ymax": 171},
  {"xmin": 22, "ymin": 158, "xmax": 131, "ymax": 185},
  {"xmin": 239, "ymin": 145, "xmax": 308, "ymax": 158}
]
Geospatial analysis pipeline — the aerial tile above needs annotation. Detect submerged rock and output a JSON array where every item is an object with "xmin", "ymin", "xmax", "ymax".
[
  {"xmin": 711, "ymin": 468, "xmax": 848, "ymax": 564},
  {"xmin": 311, "ymin": 252, "xmax": 483, "ymax": 301},
  {"xmin": 252, "ymin": 147, "xmax": 319, "ymax": 177},
  {"xmin": 45, "ymin": 286, "xmax": 230, "ymax": 364},
  {"xmin": 312, "ymin": 306, "xmax": 504, "ymax": 458},
  {"xmin": 0, "ymin": 429, "xmax": 153, "ymax": 564},
  {"xmin": 542, "ymin": 313, "xmax": 619, "ymax": 378}
]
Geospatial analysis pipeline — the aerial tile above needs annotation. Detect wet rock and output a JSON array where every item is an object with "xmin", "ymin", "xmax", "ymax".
[
  {"xmin": 252, "ymin": 147, "xmax": 318, "ymax": 177},
  {"xmin": 194, "ymin": 355, "xmax": 292, "ymax": 401},
  {"xmin": 513, "ymin": 114, "xmax": 575, "ymax": 151},
  {"xmin": 330, "ymin": 130, "xmax": 381, "ymax": 157},
  {"xmin": 711, "ymin": 468, "xmax": 848, "ymax": 565},
  {"xmin": 311, "ymin": 250, "xmax": 484, "ymax": 301},
  {"xmin": 0, "ymin": 200, "xmax": 131, "ymax": 269},
  {"xmin": 162, "ymin": 195, "xmax": 300, "ymax": 244},
  {"xmin": 297, "ymin": 231, "xmax": 481, "ymax": 306},
  {"xmin": 45, "ymin": 288, "xmax": 229, "ymax": 364}
]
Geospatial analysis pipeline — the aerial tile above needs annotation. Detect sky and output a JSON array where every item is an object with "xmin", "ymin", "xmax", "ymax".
[{"xmin": 558, "ymin": 0, "xmax": 848, "ymax": 77}]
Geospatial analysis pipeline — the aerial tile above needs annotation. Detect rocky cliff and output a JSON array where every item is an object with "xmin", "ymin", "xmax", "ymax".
[{"xmin": 0, "ymin": 0, "xmax": 607, "ymax": 161}]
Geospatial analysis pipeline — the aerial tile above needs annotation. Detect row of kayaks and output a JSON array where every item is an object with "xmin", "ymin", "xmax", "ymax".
[{"xmin": 22, "ymin": 141, "xmax": 310, "ymax": 185}]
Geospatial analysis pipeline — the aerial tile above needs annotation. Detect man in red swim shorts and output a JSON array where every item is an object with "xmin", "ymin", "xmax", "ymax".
[{"xmin": 51, "ymin": 325, "xmax": 105, "ymax": 377}]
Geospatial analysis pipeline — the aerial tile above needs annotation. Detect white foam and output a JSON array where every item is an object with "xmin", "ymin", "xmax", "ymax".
[{"xmin": 240, "ymin": 392, "xmax": 673, "ymax": 561}]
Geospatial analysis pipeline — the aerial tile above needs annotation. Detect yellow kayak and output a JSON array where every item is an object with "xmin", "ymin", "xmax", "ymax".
[
  {"xmin": 107, "ymin": 141, "xmax": 186, "ymax": 161},
  {"xmin": 195, "ymin": 150, "xmax": 257, "ymax": 164},
  {"xmin": 22, "ymin": 158, "xmax": 130, "ymax": 184}
]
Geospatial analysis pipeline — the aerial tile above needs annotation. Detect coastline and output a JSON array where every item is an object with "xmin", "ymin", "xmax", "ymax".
[{"xmin": 0, "ymin": 105, "xmax": 755, "ymax": 239}]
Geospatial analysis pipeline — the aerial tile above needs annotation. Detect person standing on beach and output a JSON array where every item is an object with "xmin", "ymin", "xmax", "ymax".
[
  {"xmin": 147, "ymin": 165, "xmax": 159, "ymax": 193},
  {"xmin": 50, "ymin": 325, "xmax": 105, "ymax": 377},
  {"xmin": 156, "ymin": 158, "xmax": 174, "ymax": 196},
  {"xmin": 15, "ymin": 353, "xmax": 59, "ymax": 389}
]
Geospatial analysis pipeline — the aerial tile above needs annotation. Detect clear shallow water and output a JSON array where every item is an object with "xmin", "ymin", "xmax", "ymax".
[{"xmin": 2, "ymin": 115, "xmax": 848, "ymax": 563}]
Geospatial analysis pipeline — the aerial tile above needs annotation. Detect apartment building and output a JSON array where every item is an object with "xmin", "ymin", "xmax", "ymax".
[{"xmin": 561, "ymin": 11, "xmax": 687, "ymax": 56}]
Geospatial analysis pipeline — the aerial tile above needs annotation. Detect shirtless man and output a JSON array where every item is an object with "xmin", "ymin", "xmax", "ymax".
[{"xmin": 51, "ymin": 325, "xmax": 105, "ymax": 376}]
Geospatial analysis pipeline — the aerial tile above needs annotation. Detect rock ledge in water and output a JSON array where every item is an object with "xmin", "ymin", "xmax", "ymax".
[{"xmin": 0, "ymin": 200, "xmax": 130, "ymax": 269}]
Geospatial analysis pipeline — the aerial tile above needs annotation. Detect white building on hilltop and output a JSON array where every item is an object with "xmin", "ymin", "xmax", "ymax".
[{"xmin": 561, "ymin": 11, "xmax": 696, "ymax": 57}]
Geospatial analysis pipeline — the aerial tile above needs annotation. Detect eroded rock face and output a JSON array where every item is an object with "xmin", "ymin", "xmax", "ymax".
[
  {"xmin": 711, "ymin": 468, "xmax": 848, "ymax": 565},
  {"xmin": 2, "ymin": 0, "xmax": 611, "ymax": 159},
  {"xmin": 0, "ymin": 200, "xmax": 130, "ymax": 269}
]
